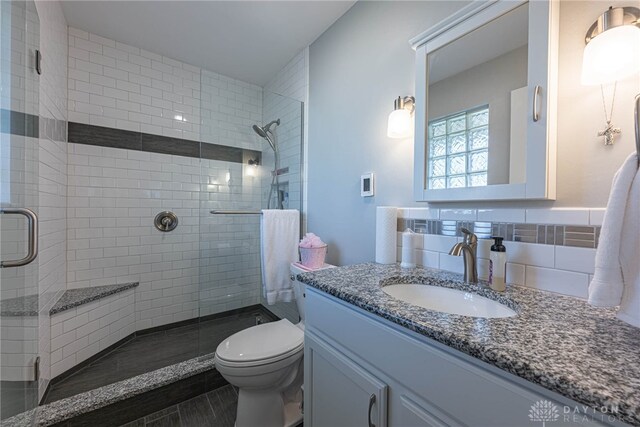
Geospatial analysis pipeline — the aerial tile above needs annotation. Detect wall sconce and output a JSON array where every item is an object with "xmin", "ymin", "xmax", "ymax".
[
  {"xmin": 387, "ymin": 96, "xmax": 415, "ymax": 139},
  {"xmin": 246, "ymin": 158, "xmax": 259, "ymax": 177},
  {"xmin": 581, "ymin": 6, "xmax": 640, "ymax": 145}
]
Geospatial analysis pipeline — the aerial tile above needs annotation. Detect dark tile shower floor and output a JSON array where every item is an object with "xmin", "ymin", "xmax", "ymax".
[{"xmin": 44, "ymin": 307, "xmax": 276, "ymax": 404}]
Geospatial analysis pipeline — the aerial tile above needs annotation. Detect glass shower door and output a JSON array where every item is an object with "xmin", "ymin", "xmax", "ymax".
[{"xmin": 0, "ymin": 0, "xmax": 40, "ymax": 420}]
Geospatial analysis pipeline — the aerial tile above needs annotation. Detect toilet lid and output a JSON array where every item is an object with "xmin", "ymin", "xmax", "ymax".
[{"xmin": 215, "ymin": 319, "xmax": 304, "ymax": 364}]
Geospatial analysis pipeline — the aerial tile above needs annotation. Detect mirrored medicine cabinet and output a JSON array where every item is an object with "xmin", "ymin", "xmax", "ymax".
[{"xmin": 411, "ymin": 0, "xmax": 559, "ymax": 202}]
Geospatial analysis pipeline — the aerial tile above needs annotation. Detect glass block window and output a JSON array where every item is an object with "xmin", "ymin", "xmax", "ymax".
[{"xmin": 427, "ymin": 106, "xmax": 489, "ymax": 190}]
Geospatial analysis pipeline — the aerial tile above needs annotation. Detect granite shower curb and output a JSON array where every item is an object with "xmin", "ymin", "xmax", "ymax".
[{"xmin": 2, "ymin": 354, "xmax": 217, "ymax": 427}]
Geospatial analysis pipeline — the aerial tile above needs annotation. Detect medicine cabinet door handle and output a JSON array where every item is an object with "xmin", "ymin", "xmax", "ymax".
[
  {"xmin": 0, "ymin": 208, "xmax": 38, "ymax": 268},
  {"xmin": 634, "ymin": 93, "xmax": 639, "ymax": 166},
  {"xmin": 533, "ymin": 85, "xmax": 541, "ymax": 122},
  {"xmin": 368, "ymin": 393, "xmax": 376, "ymax": 427}
]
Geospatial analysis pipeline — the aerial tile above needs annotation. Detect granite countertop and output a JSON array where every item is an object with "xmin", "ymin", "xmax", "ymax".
[
  {"xmin": 297, "ymin": 263, "xmax": 640, "ymax": 426},
  {"xmin": 2, "ymin": 353, "xmax": 216, "ymax": 427}
]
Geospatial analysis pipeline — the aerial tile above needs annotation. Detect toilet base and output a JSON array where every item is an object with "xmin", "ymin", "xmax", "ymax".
[{"xmin": 235, "ymin": 389, "xmax": 302, "ymax": 427}]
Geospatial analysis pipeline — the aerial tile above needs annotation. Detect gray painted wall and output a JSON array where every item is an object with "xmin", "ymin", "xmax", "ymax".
[
  {"xmin": 307, "ymin": 1, "xmax": 466, "ymax": 265},
  {"xmin": 307, "ymin": 1, "xmax": 639, "ymax": 266}
]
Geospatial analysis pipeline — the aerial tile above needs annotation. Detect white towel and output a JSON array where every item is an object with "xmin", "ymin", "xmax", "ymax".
[
  {"xmin": 588, "ymin": 153, "xmax": 639, "ymax": 309},
  {"xmin": 616, "ymin": 163, "xmax": 640, "ymax": 327},
  {"xmin": 261, "ymin": 209, "xmax": 300, "ymax": 305}
]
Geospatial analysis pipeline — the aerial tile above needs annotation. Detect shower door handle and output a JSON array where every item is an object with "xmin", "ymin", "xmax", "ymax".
[{"xmin": 0, "ymin": 208, "xmax": 38, "ymax": 268}]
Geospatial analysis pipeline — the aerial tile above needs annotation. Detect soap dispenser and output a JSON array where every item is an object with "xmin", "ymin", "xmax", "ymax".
[{"xmin": 489, "ymin": 237, "xmax": 507, "ymax": 292}]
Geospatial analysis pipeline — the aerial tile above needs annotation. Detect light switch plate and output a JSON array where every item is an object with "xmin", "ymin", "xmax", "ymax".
[{"xmin": 361, "ymin": 173, "xmax": 374, "ymax": 197}]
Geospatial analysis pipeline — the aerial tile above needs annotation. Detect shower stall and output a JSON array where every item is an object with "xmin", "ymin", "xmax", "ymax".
[{"xmin": 0, "ymin": 17, "xmax": 304, "ymax": 417}]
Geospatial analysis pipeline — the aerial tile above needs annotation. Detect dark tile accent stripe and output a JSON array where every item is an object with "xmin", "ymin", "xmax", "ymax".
[
  {"xmin": 68, "ymin": 122, "xmax": 262, "ymax": 165},
  {"xmin": 201, "ymin": 142, "xmax": 241, "ymax": 163},
  {"xmin": 1, "ymin": 109, "xmax": 39, "ymax": 138},
  {"xmin": 68, "ymin": 122, "xmax": 142, "ymax": 151},
  {"xmin": 141, "ymin": 133, "xmax": 200, "ymax": 158},
  {"xmin": 399, "ymin": 219, "xmax": 601, "ymax": 249}
]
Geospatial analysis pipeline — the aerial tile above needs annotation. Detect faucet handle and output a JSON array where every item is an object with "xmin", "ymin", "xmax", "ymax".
[{"xmin": 460, "ymin": 227, "xmax": 477, "ymax": 245}]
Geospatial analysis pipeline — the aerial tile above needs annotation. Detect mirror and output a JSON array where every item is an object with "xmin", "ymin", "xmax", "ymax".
[{"xmin": 425, "ymin": 3, "xmax": 529, "ymax": 190}]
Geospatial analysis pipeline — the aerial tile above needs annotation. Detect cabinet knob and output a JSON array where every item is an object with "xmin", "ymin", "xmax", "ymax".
[{"xmin": 368, "ymin": 393, "xmax": 376, "ymax": 427}]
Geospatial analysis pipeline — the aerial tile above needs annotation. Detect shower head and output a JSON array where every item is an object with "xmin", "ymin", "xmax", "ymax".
[
  {"xmin": 252, "ymin": 119, "xmax": 280, "ymax": 152},
  {"xmin": 252, "ymin": 124, "xmax": 269, "ymax": 139}
]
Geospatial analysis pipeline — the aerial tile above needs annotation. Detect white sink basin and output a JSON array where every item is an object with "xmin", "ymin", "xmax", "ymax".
[{"xmin": 381, "ymin": 284, "xmax": 516, "ymax": 318}]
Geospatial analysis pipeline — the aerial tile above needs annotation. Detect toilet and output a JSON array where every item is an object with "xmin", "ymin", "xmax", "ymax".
[{"xmin": 215, "ymin": 263, "xmax": 334, "ymax": 427}]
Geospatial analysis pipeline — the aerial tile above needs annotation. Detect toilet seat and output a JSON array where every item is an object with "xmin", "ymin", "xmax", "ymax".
[{"xmin": 216, "ymin": 319, "xmax": 304, "ymax": 367}]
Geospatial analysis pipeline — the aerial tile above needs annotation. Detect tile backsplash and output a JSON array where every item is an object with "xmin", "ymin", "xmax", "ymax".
[{"xmin": 396, "ymin": 208, "xmax": 601, "ymax": 299}]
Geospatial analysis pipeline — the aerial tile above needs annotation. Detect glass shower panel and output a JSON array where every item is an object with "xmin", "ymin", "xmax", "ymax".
[
  {"xmin": 258, "ymin": 92, "xmax": 304, "ymax": 323},
  {"xmin": 198, "ymin": 70, "xmax": 264, "ymax": 322},
  {"xmin": 198, "ymin": 70, "xmax": 304, "ymax": 339},
  {"xmin": 1, "ymin": 0, "xmax": 40, "ymax": 419}
]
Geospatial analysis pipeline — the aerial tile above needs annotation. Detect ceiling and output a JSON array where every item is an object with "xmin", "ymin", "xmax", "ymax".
[{"xmin": 60, "ymin": 1, "xmax": 355, "ymax": 86}]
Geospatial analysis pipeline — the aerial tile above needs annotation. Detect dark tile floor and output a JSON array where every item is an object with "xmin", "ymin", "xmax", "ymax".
[
  {"xmin": 120, "ymin": 385, "xmax": 238, "ymax": 427},
  {"xmin": 44, "ymin": 308, "xmax": 276, "ymax": 404}
]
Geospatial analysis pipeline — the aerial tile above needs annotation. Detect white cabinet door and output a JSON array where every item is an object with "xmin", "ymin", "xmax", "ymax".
[{"xmin": 305, "ymin": 333, "xmax": 388, "ymax": 427}]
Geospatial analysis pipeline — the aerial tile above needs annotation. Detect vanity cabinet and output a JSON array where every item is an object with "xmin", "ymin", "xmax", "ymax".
[
  {"xmin": 305, "ymin": 335, "xmax": 388, "ymax": 427},
  {"xmin": 304, "ymin": 288, "xmax": 620, "ymax": 427}
]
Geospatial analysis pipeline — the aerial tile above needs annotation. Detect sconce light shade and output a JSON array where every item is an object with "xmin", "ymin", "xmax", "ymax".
[
  {"xmin": 387, "ymin": 108, "xmax": 413, "ymax": 138},
  {"xmin": 387, "ymin": 96, "xmax": 415, "ymax": 138},
  {"xmin": 582, "ymin": 25, "xmax": 640, "ymax": 85},
  {"xmin": 246, "ymin": 158, "xmax": 259, "ymax": 177},
  {"xmin": 581, "ymin": 7, "xmax": 640, "ymax": 86}
]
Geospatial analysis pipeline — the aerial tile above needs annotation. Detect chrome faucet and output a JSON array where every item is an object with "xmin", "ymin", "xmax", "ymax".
[{"xmin": 448, "ymin": 228, "xmax": 478, "ymax": 284}]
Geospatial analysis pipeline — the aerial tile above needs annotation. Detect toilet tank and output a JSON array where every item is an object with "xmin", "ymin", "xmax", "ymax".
[{"xmin": 290, "ymin": 263, "xmax": 335, "ymax": 324}]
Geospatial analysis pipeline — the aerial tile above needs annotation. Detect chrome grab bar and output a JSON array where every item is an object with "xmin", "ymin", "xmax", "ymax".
[
  {"xmin": 210, "ymin": 210, "xmax": 263, "ymax": 215},
  {"xmin": 0, "ymin": 208, "xmax": 38, "ymax": 268}
]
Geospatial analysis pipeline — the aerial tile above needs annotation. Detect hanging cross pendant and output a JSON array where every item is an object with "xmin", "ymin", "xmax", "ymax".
[{"xmin": 597, "ymin": 121, "xmax": 621, "ymax": 146}]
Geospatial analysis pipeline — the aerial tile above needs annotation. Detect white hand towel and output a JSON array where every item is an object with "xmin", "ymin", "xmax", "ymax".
[
  {"xmin": 588, "ymin": 153, "xmax": 639, "ymax": 308},
  {"xmin": 261, "ymin": 209, "xmax": 300, "ymax": 305},
  {"xmin": 616, "ymin": 164, "xmax": 640, "ymax": 327}
]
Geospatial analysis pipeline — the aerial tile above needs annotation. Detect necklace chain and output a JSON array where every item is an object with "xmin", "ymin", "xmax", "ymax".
[{"xmin": 600, "ymin": 82, "xmax": 617, "ymax": 123}]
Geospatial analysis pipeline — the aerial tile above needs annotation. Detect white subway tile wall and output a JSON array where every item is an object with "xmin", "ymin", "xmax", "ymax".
[
  {"xmin": 397, "ymin": 208, "xmax": 599, "ymax": 299},
  {"xmin": 49, "ymin": 289, "xmax": 135, "ymax": 378},
  {"xmin": 64, "ymin": 28, "xmax": 289, "ymax": 329},
  {"xmin": 67, "ymin": 27, "xmax": 201, "ymax": 140},
  {"xmin": 66, "ymin": 143, "xmax": 201, "ymax": 330},
  {"xmin": 35, "ymin": 0, "xmax": 69, "ymax": 398},
  {"xmin": 200, "ymin": 70, "xmax": 262, "ymax": 150},
  {"xmin": 0, "ymin": 316, "xmax": 39, "ymax": 381}
]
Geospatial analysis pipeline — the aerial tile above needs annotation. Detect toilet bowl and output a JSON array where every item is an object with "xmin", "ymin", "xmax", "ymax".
[{"xmin": 214, "ymin": 263, "xmax": 334, "ymax": 427}]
